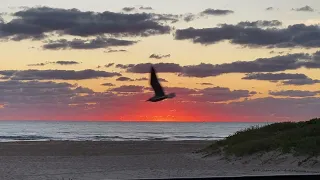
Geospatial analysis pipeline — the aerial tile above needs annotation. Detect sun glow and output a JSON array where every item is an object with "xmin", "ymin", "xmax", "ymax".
[{"xmin": 114, "ymin": 99, "xmax": 205, "ymax": 122}]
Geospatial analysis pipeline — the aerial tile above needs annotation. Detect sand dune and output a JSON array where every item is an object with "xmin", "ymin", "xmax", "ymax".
[{"xmin": 0, "ymin": 141, "xmax": 319, "ymax": 180}]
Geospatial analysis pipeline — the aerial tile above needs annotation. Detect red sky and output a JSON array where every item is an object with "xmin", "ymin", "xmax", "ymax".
[{"xmin": 0, "ymin": 1, "xmax": 320, "ymax": 122}]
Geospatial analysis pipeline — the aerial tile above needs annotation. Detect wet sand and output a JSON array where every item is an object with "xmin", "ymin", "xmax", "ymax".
[{"xmin": 0, "ymin": 141, "xmax": 319, "ymax": 180}]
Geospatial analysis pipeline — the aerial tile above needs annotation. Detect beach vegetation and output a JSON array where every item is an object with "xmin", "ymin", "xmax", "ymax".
[{"xmin": 201, "ymin": 118, "xmax": 320, "ymax": 157}]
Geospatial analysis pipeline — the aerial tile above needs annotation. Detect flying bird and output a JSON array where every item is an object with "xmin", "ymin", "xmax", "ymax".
[{"xmin": 147, "ymin": 66, "xmax": 176, "ymax": 102}]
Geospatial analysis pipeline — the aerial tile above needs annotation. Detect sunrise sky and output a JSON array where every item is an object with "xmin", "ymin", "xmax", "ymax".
[{"xmin": 0, "ymin": 0, "xmax": 319, "ymax": 122}]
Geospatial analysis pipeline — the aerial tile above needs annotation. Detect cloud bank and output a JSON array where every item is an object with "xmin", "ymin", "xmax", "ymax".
[
  {"xmin": 175, "ymin": 23, "xmax": 320, "ymax": 48},
  {"xmin": 0, "ymin": 69, "xmax": 121, "ymax": 80},
  {"xmin": 0, "ymin": 7, "xmax": 171, "ymax": 41}
]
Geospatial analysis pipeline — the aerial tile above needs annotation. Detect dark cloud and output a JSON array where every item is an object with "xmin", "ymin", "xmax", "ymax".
[
  {"xmin": 292, "ymin": 5, "xmax": 314, "ymax": 12},
  {"xmin": 242, "ymin": 72, "xmax": 320, "ymax": 86},
  {"xmin": 228, "ymin": 97, "xmax": 320, "ymax": 121},
  {"xmin": 135, "ymin": 77, "xmax": 167, "ymax": 82},
  {"xmin": 0, "ymin": 83, "xmax": 123, "ymax": 120},
  {"xmin": 175, "ymin": 23, "xmax": 320, "ymax": 48},
  {"xmin": 0, "ymin": 80, "xmax": 75, "ymax": 90},
  {"xmin": 55, "ymin": 61, "xmax": 79, "ymax": 65},
  {"xmin": 144, "ymin": 85, "xmax": 256, "ymax": 103},
  {"xmin": 269, "ymin": 90, "xmax": 319, "ymax": 97},
  {"xmin": 151, "ymin": 13, "xmax": 180, "ymax": 24},
  {"xmin": 0, "ymin": 69, "xmax": 121, "ymax": 80},
  {"xmin": 116, "ymin": 77, "xmax": 134, "ymax": 81},
  {"xmin": 115, "ymin": 64, "xmax": 135, "ymax": 69},
  {"xmin": 183, "ymin": 14, "xmax": 196, "ymax": 22},
  {"xmin": 198, "ymin": 83, "xmax": 213, "ymax": 86},
  {"xmin": 237, "ymin": 20, "xmax": 282, "ymax": 28},
  {"xmin": 194, "ymin": 87, "xmax": 256, "ymax": 102},
  {"xmin": 101, "ymin": 83, "xmax": 115, "ymax": 87},
  {"xmin": 110, "ymin": 85, "xmax": 145, "ymax": 93},
  {"xmin": 127, "ymin": 63, "xmax": 183, "ymax": 73},
  {"xmin": 27, "ymin": 61, "xmax": 80, "ymax": 66},
  {"xmin": 145, "ymin": 85, "xmax": 255, "ymax": 103},
  {"xmin": 116, "ymin": 52, "xmax": 320, "ymax": 77},
  {"xmin": 105, "ymin": 63, "xmax": 115, "ymax": 68},
  {"xmin": 270, "ymin": 51, "xmax": 285, "ymax": 55},
  {"xmin": 43, "ymin": 37, "xmax": 137, "ymax": 50},
  {"xmin": 139, "ymin": 6, "xmax": 153, "ymax": 10},
  {"xmin": 27, "ymin": 63, "xmax": 46, "ymax": 67},
  {"xmin": 0, "ymin": 80, "xmax": 94, "ymax": 105},
  {"xmin": 242, "ymin": 73, "xmax": 308, "ymax": 81},
  {"xmin": 104, "ymin": 49, "xmax": 127, "ymax": 53},
  {"xmin": 200, "ymin": 9, "xmax": 234, "ymax": 16},
  {"xmin": 266, "ymin": 7, "xmax": 274, "ymax": 11},
  {"xmin": 73, "ymin": 86, "xmax": 95, "ymax": 94},
  {"xmin": 282, "ymin": 78, "xmax": 320, "ymax": 85},
  {"xmin": 149, "ymin": 54, "xmax": 171, "ymax": 59},
  {"xmin": 122, "ymin": 7, "xmax": 135, "ymax": 12},
  {"xmin": 0, "ymin": 7, "xmax": 171, "ymax": 40},
  {"xmin": 164, "ymin": 87, "xmax": 198, "ymax": 95},
  {"xmin": 10, "ymin": 34, "xmax": 47, "ymax": 41},
  {"xmin": 0, "ymin": 70, "xmax": 16, "ymax": 77},
  {"xmin": 314, "ymin": 51, "xmax": 320, "ymax": 60},
  {"xmin": 181, "ymin": 52, "xmax": 320, "ymax": 77}
]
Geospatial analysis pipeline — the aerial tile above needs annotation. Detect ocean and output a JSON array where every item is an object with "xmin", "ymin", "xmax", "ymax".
[{"xmin": 0, "ymin": 121, "xmax": 268, "ymax": 142}]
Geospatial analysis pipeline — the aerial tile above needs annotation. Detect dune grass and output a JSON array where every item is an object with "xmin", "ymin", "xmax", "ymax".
[{"xmin": 202, "ymin": 118, "xmax": 320, "ymax": 157}]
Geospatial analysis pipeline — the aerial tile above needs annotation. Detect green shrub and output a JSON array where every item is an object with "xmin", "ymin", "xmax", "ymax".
[{"xmin": 203, "ymin": 118, "xmax": 320, "ymax": 157}]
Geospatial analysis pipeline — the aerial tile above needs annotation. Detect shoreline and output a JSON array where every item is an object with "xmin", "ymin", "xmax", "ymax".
[
  {"xmin": 0, "ymin": 140, "xmax": 319, "ymax": 180},
  {"xmin": 0, "ymin": 140, "xmax": 212, "ymax": 156}
]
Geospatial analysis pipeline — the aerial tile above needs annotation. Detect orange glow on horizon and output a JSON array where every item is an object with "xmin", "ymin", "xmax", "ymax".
[{"xmin": 110, "ymin": 100, "xmax": 224, "ymax": 122}]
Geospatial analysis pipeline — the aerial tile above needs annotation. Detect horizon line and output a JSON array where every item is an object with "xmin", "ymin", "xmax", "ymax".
[{"xmin": 0, "ymin": 119, "xmax": 277, "ymax": 123}]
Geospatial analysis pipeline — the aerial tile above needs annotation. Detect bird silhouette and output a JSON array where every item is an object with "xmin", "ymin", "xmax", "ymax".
[{"xmin": 146, "ymin": 66, "xmax": 176, "ymax": 102}]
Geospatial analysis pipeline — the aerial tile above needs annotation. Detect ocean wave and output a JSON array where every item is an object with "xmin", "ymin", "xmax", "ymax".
[
  {"xmin": 0, "ymin": 135, "xmax": 225, "ymax": 142},
  {"xmin": 138, "ymin": 132, "xmax": 166, "ymax": 135},
  {"xmin": 58, "ymin": 131, "xmax": 72, "ymax": 134},
  {"xmin": 138, "ymin": 131, "xmax": 200, "ymax": 134},
  {"xmin": 92, "ymin": 135, "xmax": 143, "ymax": 141},
  {"xmin": 146, "ymin": 137, "xmax": 170, "ymax": 141},
  {"xmin": 0, "ymin": 135, "xmax": 50, "ymax": 141},
  {"xmin": 173, "ymin": 135, "xmax": 225, "ymax": 139},
  {"xmin": 93, "ymin": 135, "xmax": 123, "ymax": 139},
  {"xmin": 0, "ymin": 134, "xmax": 225, "ymax": 142}
]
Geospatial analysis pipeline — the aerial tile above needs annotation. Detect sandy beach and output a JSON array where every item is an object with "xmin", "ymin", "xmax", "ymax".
[{"xmin": 0, "ymin": 141, "xmax": 319, "ymax": 180}]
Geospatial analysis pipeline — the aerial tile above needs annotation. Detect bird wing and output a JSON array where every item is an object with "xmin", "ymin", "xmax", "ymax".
[{"xmin": 150, "ymin": 66, "xmax": 165, "ymax": 97}]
